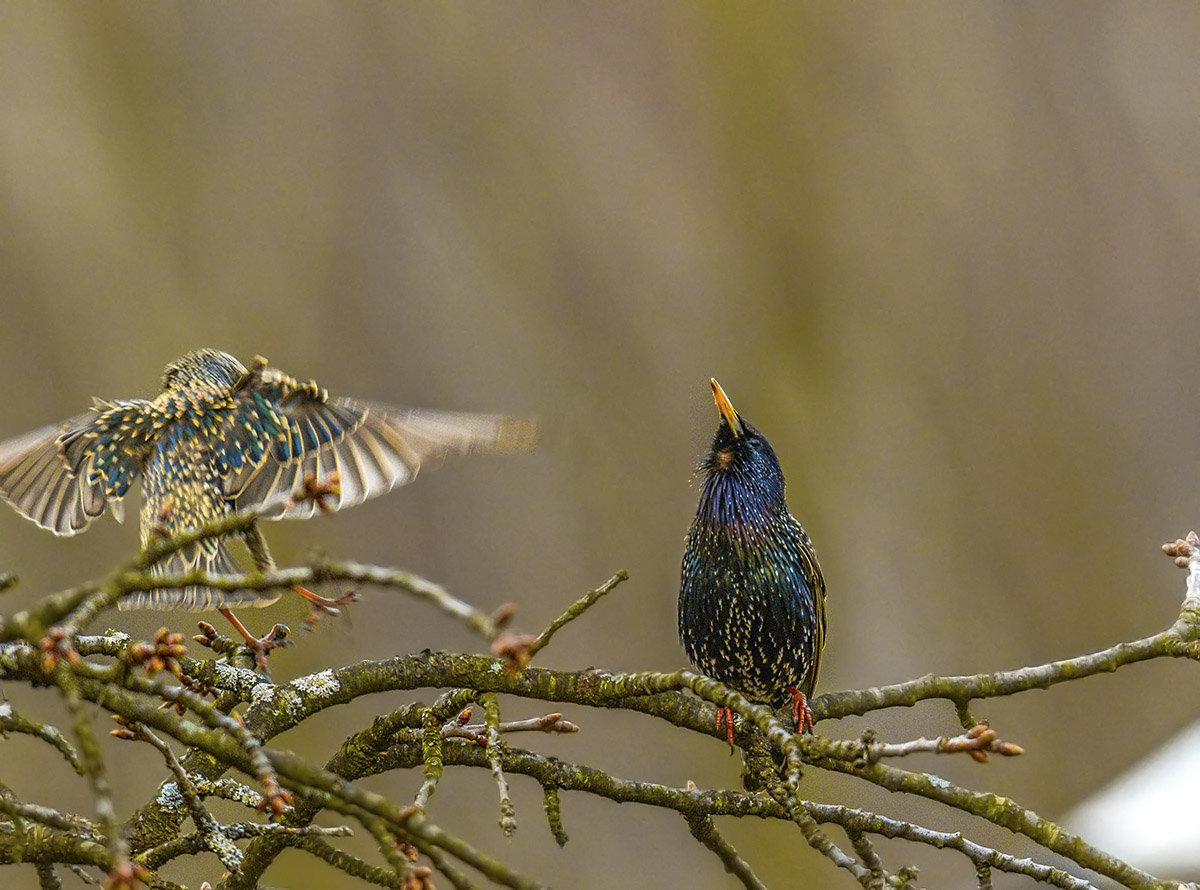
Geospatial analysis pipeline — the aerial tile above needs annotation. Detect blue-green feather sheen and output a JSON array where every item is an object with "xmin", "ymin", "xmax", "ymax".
[{"xmin": 679, "ymin": 420, "xmax": 823, "ymax": 708}]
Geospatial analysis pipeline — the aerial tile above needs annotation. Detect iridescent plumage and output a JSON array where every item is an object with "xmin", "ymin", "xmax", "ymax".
[
  {"xmin": 0, "ymin": 348, "xmax": 533, "ymax": 612},
  {"xmin": 679, "ymin": 379, "xmax": 826, "ymax": 732}
]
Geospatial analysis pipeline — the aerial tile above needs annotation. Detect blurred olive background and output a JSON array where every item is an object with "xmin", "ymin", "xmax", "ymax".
[{"xmin": 2, "ymin": 3, "xmax": 1200, "ymax": 889}]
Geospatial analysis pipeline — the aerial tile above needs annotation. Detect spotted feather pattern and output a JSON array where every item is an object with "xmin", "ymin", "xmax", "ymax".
[
  {"xmin": 0, "ymin": 348, "xmax": 535, "ymax": 611},
  {"xmin": 679, "ymin": 412, "xmax": 826, "ymax": 710},
  {"xmin": 0, "ymin": 400, "xmax": 157, "ymax": 535}
]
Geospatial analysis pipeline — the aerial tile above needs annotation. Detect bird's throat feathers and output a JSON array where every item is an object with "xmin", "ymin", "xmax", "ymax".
[{"xmin": 694, "ymin": 469, "xmax": 786, "ymax": 543}]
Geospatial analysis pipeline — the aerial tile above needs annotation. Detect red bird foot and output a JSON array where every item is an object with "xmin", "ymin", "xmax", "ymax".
[
  {"xmin": 787, "ymin": 686, "xmax": 814, "ymax": 734},
  {"xmin": 715, "ymin": 706, "xmax": 736, "ymax": 746},
  {"xmin": 216, "ymin": 609, "xmax": 291, "ymax": 673},
  {"xmin": 295, "ymin": 585, "xmax": 360, "ymax": 631}
]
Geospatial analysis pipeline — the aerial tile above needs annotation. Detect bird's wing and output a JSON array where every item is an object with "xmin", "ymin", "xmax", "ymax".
[
  {"xmin": 0, "ymin": 401, "xmax": 151, "ymax": 535},
  {"xmin": 797, "ymin": 527, "xmax": 827, "ymax": 692},
  {"xmin": 220, "ymin": 367, "xmax": 534, "ymax": 520},
  {"xmin": 0, "ymin": 405, "xmax": 152, "ymax": 537}
]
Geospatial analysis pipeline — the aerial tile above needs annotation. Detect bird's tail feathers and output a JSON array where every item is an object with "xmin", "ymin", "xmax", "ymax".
[{"xmin": 119, "ymin": 539, "xmax": 281, "ymax": 611}]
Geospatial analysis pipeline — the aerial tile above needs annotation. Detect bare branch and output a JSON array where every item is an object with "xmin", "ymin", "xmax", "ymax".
[
  {"xmin": 480, "ymin": 693, "xmax": 516, "ymax": 838},
  {"xmin": 5, "ymin": 538, "xmax": 1199, "ymax": 890},
  {"xmin": 790, "ymin": 807, "xmax": 874, "ymax": 887},
  {"xmin": 812, "ymin": 752, "xmax": 1155, "ymax": 889},
  {"xmin": 845, "ymin": 829, "xmax": 890, "ymax": 889},
  {"xmin": 527, "ymin": 570, "xmax": 629, "ymax": 659},
  {"xmin": 684, "ymin": 812, "xmax": 768, "ymax": 890},
  {"xmin": 54, "ymin": 665, "xmax": 132, "ymax": 886},
  {"xmin": 123, "ymin": 724, "xmax": 243, "ymax": 872},
  {"xmin": 442, "ymin": 712, "xmax": 579, "ymax": 743},
  {"xmin": 0, "ymin": 702, "xmax": 83, "ymax": 774},
  {"xmin": 34, "ymin": 863, "xmax": 63, "ymax": 890},
  {"xmin": 817, "ymin": 538, "xmax": 1200, "ymax": 726},
  {"xmin": 842, "ymin": 725, "xmax": 1024, "ymax": 763}
]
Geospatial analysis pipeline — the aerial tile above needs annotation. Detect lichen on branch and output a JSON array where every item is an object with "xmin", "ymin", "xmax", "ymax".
[{"xmin": 1, "ymin": 517, "xmax": 1199, "ymax": 889}]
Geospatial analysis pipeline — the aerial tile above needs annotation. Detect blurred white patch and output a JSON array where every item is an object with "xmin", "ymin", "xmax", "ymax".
[{"xmin": 1064, "ymin": 721, "xmax": 1200, "ymax": 874}]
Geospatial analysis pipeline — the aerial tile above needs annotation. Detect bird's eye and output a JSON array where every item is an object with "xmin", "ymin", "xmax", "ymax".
[{"xmin": 747, "ymin": 437, "xmax": 763, "ymax": 450}]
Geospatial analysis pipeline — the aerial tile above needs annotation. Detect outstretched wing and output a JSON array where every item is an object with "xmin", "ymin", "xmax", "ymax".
[
  {"xmin": 0, "ymin": 400, "xmax": 151, "ymax": 535},
  {"xmin": 220, "ymin": 368, "xmax": 535, "ymax": 520}
]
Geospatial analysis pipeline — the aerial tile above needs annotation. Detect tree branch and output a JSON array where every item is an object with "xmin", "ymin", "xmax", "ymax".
[
  {"xmin": 4, "ymin": 526, "xmax": 1199, "ymax": 888},
  {"xmin": 685, "ymin": 813, "xmax": 768, "ymax": 890}
]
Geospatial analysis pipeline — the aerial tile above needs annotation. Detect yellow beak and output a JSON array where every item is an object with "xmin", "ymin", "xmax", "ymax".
[{"xmin": 710, "ymin": 378, "xmax": 743, "ymax": 437}]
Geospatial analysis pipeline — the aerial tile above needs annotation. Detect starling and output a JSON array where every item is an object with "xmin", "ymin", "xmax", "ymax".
[
  {"xmin": 679, "ymin": 379, "xmax": 826, "ymax": 738},
  {"xmin": 0, "ymin": 348, "xmax": 533, "ymax": 667}
]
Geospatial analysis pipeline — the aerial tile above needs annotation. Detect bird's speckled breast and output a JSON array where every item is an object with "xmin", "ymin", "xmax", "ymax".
[
  {"xmin": 138, "ymin": 390, "xmax": 234, "ymax": 548},
  {"xmin": 680, "ymin": 504, "xmax": 823, "ymax": 707}
]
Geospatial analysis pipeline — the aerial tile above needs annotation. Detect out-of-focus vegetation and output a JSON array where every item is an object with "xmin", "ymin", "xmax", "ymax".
[{"xmin": 2, "ymin": 4, "xmax": 1199, "ymax": 888}]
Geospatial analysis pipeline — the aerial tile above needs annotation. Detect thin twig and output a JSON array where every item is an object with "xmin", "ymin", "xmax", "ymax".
[
  {"xmin": 421, "ymin": 842, "xmax": 483, "ymax": 890},
  {"xmin": 127, "ymin": 724, "xmax": 243, "ymax": 872},
  {"xmin": 55, "ymin": 666, "xmax": 129, "ymax": 882},
  {"xmin": 0, "ymin": 792, "xmax": 99, "ymax": 835},
  {"xmin": 871, "ymin": 726, "xmax": 1023, "ymax": 761},
  {"xmin": 0, "ymin": 702, "xmax": 83, "ymax": 774},
  {"xmin": 811, "ymin": 753, "xmax": 1150, "ymax": 889},
  {"xmin": 1, "ymin": 500, "xmax": 498, "ymax": 646},
  {"xmin": 118, "ymin": 560, "xmax": 499, "ymax": 640},
  {"xmin": 527, "ymin": 570, "xmax": 629, "ymax": 659},
  {"xmin": 361, "ymin": 740, "xmax": 1102, "ymax": 890},
  {"xmin": 362, "ymin": 814, "xmax": 412, "ymax": 879},
  {"xmin": 823, "ymin": 726, "xmax": 1024, "ymax": 764},
  {"xmin": 64, "ymin": 865, "xmax": 99, "ymax": 885},
  {"xmin": 846, "ymin": 829, "xmax": 889, "ymax": 889},
  {"xmin": 481, "ymin": 693, "xmax": 516, "ymax": 838},
  {"xmin": 789, "ymin": 807, "xmax": 873, "ymax": 887},
  {"xmin": 541, "ymin": 786, "xmax": 568, "ymax": 847},
  {"xmin": 138, "ymin": 822, "xmax": 352, "ymax": 870},
  {"xmin": 414, "ymin": 710, "xmax": 447, "ymax": 812},
  {"xmin": 817, "ymin": 538, "xmax": 1200, "ymax": 724},
  {"xmin": 442, "ymin": 713, "xmax": 578, "ymax": 743},
  {"xmin": 257, "ymin": 832, "xmax": 406, "ymax": 889},
  {"xmin": 139, "ymin": 672, "xmax": 291, "ymax": 816},
  {"xmin": 34, "ymin": 863, "xmax": 63, "ymax": 890},
  {"xmin": 684, "ymin": 813, "xmax": 768, "ymax": 890}
]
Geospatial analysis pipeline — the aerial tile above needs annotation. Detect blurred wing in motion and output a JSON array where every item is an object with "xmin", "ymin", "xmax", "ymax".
[
  {"xmin": 219, "ymin": 369, "xmax": 536, "ymax": 520},
  {"xmin": 0, "ymin": 401, "xmax": 151, "ymax": 535}
]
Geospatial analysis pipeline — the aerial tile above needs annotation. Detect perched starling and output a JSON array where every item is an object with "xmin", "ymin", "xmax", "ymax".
[
  {"xmin": 0, "ymin": 348, "xmax": 533, "ymax": 667},
  {"xmin": 679, "ymin": 379, "xmax": 826, "ymax": 738}
]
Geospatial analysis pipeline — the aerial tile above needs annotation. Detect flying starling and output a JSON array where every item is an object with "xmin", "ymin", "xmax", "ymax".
[
  {"xmin": 0, "ymin": 348, "xmax": 533, "ymax": 667},
  {"xmin": 679, "ymin": 378, "xmax": 827, "ymax": 739}
]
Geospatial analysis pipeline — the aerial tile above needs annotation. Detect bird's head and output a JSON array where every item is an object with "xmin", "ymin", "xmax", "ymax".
[
  {"xmin": 700, "ymin": 378, "xmax": 786, "ymax": 505},
  {"xmin": 160, "ymin": 349, "xmax": 248, "ymax": 392}
]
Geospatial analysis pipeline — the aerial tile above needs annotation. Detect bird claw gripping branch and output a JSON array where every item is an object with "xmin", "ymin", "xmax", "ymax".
[{"xmin": 195, "ymin": 618, "xmax": 290, "ymax": 673}]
